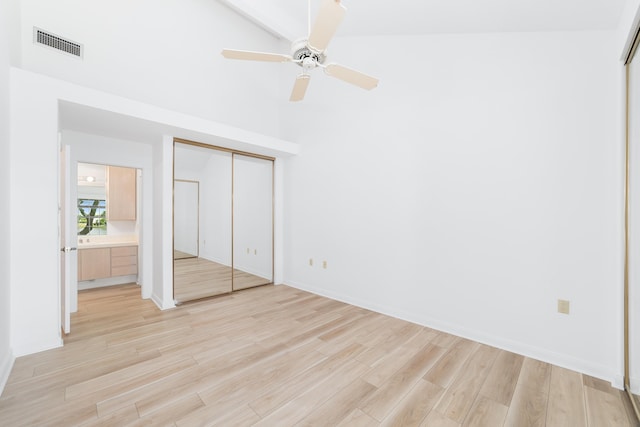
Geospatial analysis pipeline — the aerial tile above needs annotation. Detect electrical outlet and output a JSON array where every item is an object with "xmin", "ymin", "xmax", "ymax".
[
  {"xmin": 309, "ymin": 258, "xmax": 313, "ymax": 266},
  {"xmin": 322, "ymin": 260, "xmax": 327, "ymax": 269},
  {"xmin": 557, "ymin": 299, "xmax": 570, "ymax": 315}
]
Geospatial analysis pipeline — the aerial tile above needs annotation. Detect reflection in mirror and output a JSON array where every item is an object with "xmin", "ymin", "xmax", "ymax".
[
  {"xmin": 232, "ymin": 154, "xmax": 273, "ymax": 290},
  {"xmin": 173, "ymin": 143, "xmax": 232, "ymax": 302},
  {"xmin": 174, "ymin": 180, "xmax": 199, "ymax": 259},
  {"xmin": 77, "ymin": 163, "xmax": 107, "ymax": 236}
]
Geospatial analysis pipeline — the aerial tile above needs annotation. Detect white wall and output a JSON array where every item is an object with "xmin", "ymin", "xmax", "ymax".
[
  {"xmin": 19, "ymin": 0, "xmax": 283, "ymax": 137},
  {"xmin": 282, "ymin": 30, "xmax": 622, "ymax": 384},
  {"xmin": 618, "ymin": 0, "xmax": 640, "ymax": 59},
  {"xmin": 0, "ymin": 0, "xmax": 19, "ymax": 393},
  {"xmin": 152, "ymin": 136, "xmax": 175, "ymax": 309},
  {"xmin": 10, "ymin": 74, "xmax": 62, "ymax": 357}
]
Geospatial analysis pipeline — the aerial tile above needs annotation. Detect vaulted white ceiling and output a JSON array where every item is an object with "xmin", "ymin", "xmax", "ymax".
[{"xmin": 218, "ymin": 0, "xmax": 627, "ymax": 41}]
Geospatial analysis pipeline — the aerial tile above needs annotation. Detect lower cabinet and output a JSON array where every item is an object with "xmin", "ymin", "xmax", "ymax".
[
  {"xmin": 111, "ymin": 246, "xmax": 138, "ymax": 277},
  {"xmin": 78, "ymin": 248, "xmax": 111, "ymax": 281},
  {"xmin": 78, "ymin": 246, "xmax": 138, "ymax": 281}
]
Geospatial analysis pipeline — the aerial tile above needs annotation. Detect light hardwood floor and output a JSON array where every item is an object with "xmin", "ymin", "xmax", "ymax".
[
  {"xmin": 0, "ymin": 284, "xmax": 637, "ymax": 426},
  {"xmin": 174, "ymin": 250, "xmax": 197, "ymax": 260},
  {"xmin": 174, "ymin": 258, "xmax": 270, "ymax": 302}
]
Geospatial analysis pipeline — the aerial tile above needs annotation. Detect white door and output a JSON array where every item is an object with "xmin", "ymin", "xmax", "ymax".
[{"xmin": 59, "ymin": 144, "xmax": 75, "ymax": 334}]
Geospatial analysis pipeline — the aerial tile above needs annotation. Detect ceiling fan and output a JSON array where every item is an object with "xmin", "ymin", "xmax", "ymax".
[{"xmin": 221, "ymin": 0, "xmax": 379, "ymax": 102}]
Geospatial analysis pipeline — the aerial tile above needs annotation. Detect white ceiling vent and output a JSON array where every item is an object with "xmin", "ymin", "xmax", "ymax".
[{"xmin": 33, "ymin": 27, "xmax": 83, "ymax": 58}]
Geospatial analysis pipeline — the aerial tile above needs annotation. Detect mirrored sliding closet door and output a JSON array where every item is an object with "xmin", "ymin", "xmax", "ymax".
[
  {"xmin": 232, "ymin": 154, "xmax": 273, "ymax": 290},
  {"xmin": 173, "ymin": 143, "xmax": 233, "ymax": 302},
  {"xmin": 173, "ymin": 141, "xmax": 274, "ymax": 303}
]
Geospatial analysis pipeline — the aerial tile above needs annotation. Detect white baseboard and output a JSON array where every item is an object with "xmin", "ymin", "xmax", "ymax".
[
  {"xmin": 151, "ymin": 292, "xmax": 164, "ymax": 310},
  {"xmin": 285, "ymin": 280, "xmax": 619, "ymax": 388},
  {"xmin": 631, "ymin": 376, "xmax": 640, "ymax": 394},
  {"xmin": 78, "ymin": 275, "xmax": 138, "ymax": 290},
  {"xmin": 0, "ymin": 348, "xmax": 15, "ymax": 395},
  {"xmin": 150, "ymin": 292, "xmax": 176, "ymax": 311},
  {"xmin": 12, "ymin": 337, "xmax": 63, "ymax": 358},
  {"xmin": 612, "ymin": 374, "xmax": 625, "ymax": 391}
]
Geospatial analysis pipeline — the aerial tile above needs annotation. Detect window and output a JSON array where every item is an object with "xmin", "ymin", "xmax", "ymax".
[{"xmin": 78, "ymin": 198, "xmax": 107, "ymax": 235}]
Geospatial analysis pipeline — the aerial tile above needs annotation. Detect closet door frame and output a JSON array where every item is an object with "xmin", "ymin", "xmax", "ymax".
[
  {"xmin": 172, "ymin": 137, "xmax": 275, "ymax": 299},
  {"xmin": 623, "ymin": 27, "xmax": 640, "ymax": 422}
]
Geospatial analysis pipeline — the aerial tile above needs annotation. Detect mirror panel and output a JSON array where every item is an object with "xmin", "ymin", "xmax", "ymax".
[
  {"xmin": 173, "ymin": 143, "xmax": 232, "ymax": 302},
  {"xmin": 232, "ymin": 154, "xmax": 273, "ymax": 290},
  {"xmin": 174, "ymin": 180, "xmax": 199, "ymax": 259}
]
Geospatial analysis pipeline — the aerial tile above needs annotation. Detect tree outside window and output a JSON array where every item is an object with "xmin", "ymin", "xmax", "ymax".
[{"xmin": 78, "ymin": 198, "xmax": 107, "ymax": 235}]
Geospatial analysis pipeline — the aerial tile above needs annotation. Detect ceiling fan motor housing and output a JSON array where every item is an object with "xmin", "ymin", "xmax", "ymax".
[{"xmin": 291, "ymin": 38, "xmax": 326, "ymax": 68}]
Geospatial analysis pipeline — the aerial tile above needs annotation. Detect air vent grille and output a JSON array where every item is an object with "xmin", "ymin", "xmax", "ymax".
[{"xmin": 33, "ymin": 27, "xmax": 83, "ymax": 58}]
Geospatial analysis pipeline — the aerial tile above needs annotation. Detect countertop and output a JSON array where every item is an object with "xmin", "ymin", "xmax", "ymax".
[{"xmin": 77, "ymin": 236, "xmax": 138, "ymax": 249}]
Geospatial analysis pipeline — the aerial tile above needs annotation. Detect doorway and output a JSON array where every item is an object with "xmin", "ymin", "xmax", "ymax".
[{"xmin": 59, "ymin": 129, "xmax": 153, "ymax": 335}]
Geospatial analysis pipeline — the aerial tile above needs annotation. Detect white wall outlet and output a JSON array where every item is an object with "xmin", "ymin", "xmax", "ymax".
[{"xmin": 557, "ymin": 299, "xmax": 570, "ymax": 315}]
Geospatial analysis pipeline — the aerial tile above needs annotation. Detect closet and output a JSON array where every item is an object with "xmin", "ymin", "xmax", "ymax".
[{"xmin": 173, "ymin": 140, "xmax": 273, "ymax": 303}]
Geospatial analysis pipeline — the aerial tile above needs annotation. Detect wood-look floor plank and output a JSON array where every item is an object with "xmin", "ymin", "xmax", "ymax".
[
  {"xmin": 130, "ymin": 393, "xmax": 205, "ymax": 427},
  {"xmin": 251, "ymin": 359, "xmax": 371, "ymax": 426},
  {"xmin": 546, "ymin": 365, "xmax": 587, "ymax": 427},
  {"xmin": 361, "ymin": 343, "xmax": 447, "ymax": 421},
  {"xmin": 463, "ymin": 395, "xmax": 508, "ymax": 427},
  {"xmin": 435, "ymin": 344, "xmax": 499, "ymax": 424},
  {"xmin": 337, "ymin": 409, "xmax": 380, "ymax": 427},
  {"xmin": 517, "ymin": 357, "xmax": 551, "ymax": 396},
  {"xmin": 362, "ymin": 333, "xmax": 434, "ymax": 388},
  {"xmin": 421, "ymin": 410, "xmax": 462, "ymax": 427},
  {"xmin": 503, "ymin": 384, "xmax": 547, "ymax": 427},
  {"xmin": 65, "ymin": 354, "xmax": 198, "ymax": 401},
  {"xmin": 479, "ymin": 350, "xmax": 524, "ymax": 406},
  {"xmin": 184, "ymin": 403, "xmax": 261, "ymax": 427},
  {"xmin": 621, "ymin": 391, "xmax": 640, "ymax": 427},
  {"xmin": 248, "ymin": 343, "xmax": 366, "ymax": 417},
  {"xmin": 296, "ymin": 378, "xmax": 377, "ymax": 427},
  {"xmin": 0, "ymin": 284, "xmax": 634, "ymax": 427},
  {"xmin": 379, "ymin": 379, "xmax": 443, "ymax": 427},
  {"xmin": 584, "ymin": 386, "xmax": 631, "ymax": 427},
  {"xmin": 423, "ymin": 338, "xmax": 479, "ymax": 388},
  {"xmin": 78, "ymin": 404, "xmax": 140, "ymax": 427},
  {"xmin": 355, "ymin": 321, "xmax": 425, "ymax": 367}
]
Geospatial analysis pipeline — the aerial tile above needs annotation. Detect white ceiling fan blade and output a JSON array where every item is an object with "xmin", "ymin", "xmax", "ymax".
[
  {"xmin": 290, "ymin": 74, "xmax": 311, "ymax": 102},
  {"xmin": 307, "ymin": 0, "xmax": 346, "ymax": 53},
  {"xmin": 221, "ymin": 49, "xmax": 291, "ymax": 63},
  {"xmin": 324, "ymin": 64, "xmax": 379, "ymax": 90}
]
